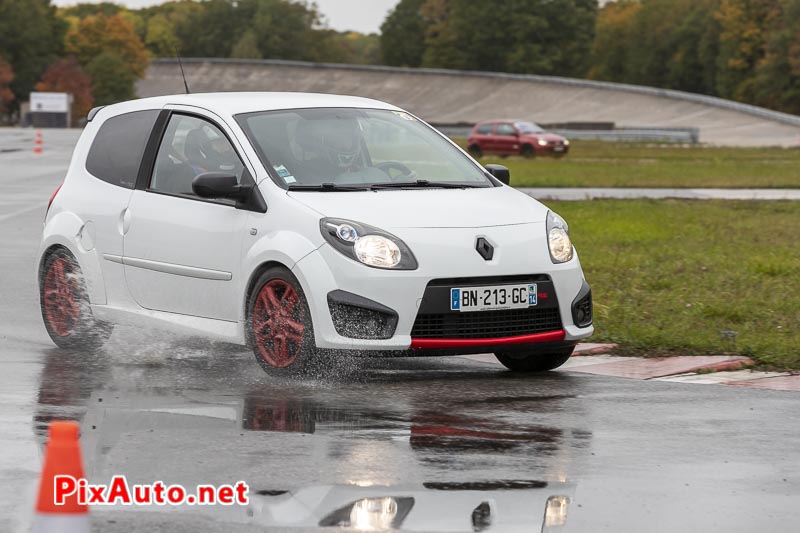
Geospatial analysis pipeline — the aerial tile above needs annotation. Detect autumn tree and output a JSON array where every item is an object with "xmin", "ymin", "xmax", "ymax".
[
  {"xmin": 138, "ymin": 1, "xmax": 202, "ymax": 57},
  {"xmin": 0, "ymin": 0, "xmax": 67, "ymax": 108},
  {"xmin": 60, "ymin": 2, "xmax": 124, "ymax": 18},
  {"xmin": 752, "ymin": 0, "xmax": 800, "ymax": 113},
  {"xmin": 715, "ymin": 0, "xmax": 780, "ymax": 102},
  {"xmin": 0, "ymin": 56, "xmax": 14, "ymax": 114},
  {"xmin": 339, "ymin": 32, "xmax": 381, "ymax": 65},
  {"xmin": 35, "ymin": 56, "xmax": 93, "ymax": 124},
  {"xmin": 231, "ymin": 30, "xmax": 262, "ymax": 59},
  {"xmin": 65, "ymin": 14, "xmax": 149, "ymax": 105},
  {"xmin": 588, "ymin": 0, "xmax": 641, "ymax": 81}
]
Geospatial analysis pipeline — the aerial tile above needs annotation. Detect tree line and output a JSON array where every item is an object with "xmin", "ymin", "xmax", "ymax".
[
  {"xmin": 0, "ymin": 0, "xmax": 379, "ymax": 121},
  {"xmin": 382, "ymin": 0, "xmax": 800, "ymax": 115},
  {"xmin": 2, "ymin": 0, "xmax": 800, "ymax": 123}
]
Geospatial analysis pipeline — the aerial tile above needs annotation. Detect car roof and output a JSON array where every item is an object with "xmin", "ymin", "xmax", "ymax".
[
  {"xmin": 97, "ymin": 92, "xmax": 402, "ymax": 119},
  {"xmin": 476, "ymin": 119, "xmax": 531, "ymax": 125}
]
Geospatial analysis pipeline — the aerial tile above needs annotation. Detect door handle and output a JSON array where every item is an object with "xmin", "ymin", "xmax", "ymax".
[{"xmin": 119, "ymin": 208, "xmax": 132, "ymax": 235}]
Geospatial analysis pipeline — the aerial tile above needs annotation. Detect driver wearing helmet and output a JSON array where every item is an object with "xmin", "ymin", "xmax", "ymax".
[
  {"xmin": 295, "ymin": 117, "xmax": 386, "ymax": 184},
  {"xmin": 184, "ymin": 126, "xmax": 240, "ymax": 176}
]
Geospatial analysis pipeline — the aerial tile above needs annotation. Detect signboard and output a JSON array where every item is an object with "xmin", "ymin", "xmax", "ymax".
[{"xmin": 30, "ymin": 92, "xmax": 70, "ymax": 113}]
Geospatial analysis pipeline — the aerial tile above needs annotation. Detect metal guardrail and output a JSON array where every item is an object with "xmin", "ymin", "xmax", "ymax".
[
  {"xmin": 554, "ymin": 128, "xmax": 699, "ymax": 144},
  {"xmin": 434, "ymin": 126, "xmax": 699, "ymax": 143},
  {"xmin": 152, "ymin": 58, "xmax": 800, "ymax": 129}
]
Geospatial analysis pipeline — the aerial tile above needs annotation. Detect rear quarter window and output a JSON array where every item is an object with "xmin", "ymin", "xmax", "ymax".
[
  {"xmin": 476, "ymin": 124, "xmax": 493, "ymax": 134},
  {"xmin": 85, "ymin": 110, "xmax": 159, "ymax": 189}
]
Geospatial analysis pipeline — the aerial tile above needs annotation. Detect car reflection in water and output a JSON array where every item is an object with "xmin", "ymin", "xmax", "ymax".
[
  {"xmin": 243, "ymin": 393, "xmax": 587, "ymax": 531},
  {"xmin": 250, "ymin": 482, "xmax": 575, "ymax": 532},
  {"xmin": 34, "ymin": 342, "xmax": 591, "ymax": 532}
]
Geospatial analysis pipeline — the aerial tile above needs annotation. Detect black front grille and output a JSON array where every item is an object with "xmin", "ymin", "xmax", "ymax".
[
  {"xmin": 329, "ymin": 302, "xmax": 396, "ymax": 340},
  {"xmin": 411, "ymin": 307, "xmax": 562, "ymax": 339}
]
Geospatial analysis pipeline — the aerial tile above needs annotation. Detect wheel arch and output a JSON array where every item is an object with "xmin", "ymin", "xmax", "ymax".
[
  {"xmin": 243, "ymin": 260, "xmax": 292, "ymax": 318},
  {"xmin": 39, "ymin": 211, "xmax": 107, "ymax": 305}
]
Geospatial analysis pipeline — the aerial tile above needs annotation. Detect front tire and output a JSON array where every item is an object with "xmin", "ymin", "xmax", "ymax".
[
  {"xmin": 39, "ymin": 248, "xmax": 112, "ymax": 351},
  {"xmin": 521, "ymin": 144, "xmax": 535, "ymax": 158},
  {"xmin": 494, "ymin": 347, "xmax": 574, "ymax": 372},
  {"xmin": 246, "ymin": 267, "xmax": 316, "ymax": 376}
]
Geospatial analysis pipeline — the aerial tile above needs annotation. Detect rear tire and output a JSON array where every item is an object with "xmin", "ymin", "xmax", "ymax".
[
  {"xmin": 246, "ymin": 267, "xmax": 316, "ymax": 376},
  {"xmin": 39, "ymin": 248, "xmax": 112, "ymax": 351},
  {"xmin": 468, "ymin": 144, "xmax": 483, "ymax": 159},
  {"xmin": 494, "ymin": 347, "xmax": 574, "ymax": 372}
]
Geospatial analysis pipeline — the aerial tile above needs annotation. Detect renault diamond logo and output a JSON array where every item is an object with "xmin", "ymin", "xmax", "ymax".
[{"xmin": 476, "ymin": 238, "xmax": 494, "ymax": 261}]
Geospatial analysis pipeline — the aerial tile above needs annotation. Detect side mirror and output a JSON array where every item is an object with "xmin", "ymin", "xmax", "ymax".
[
  {"xmin": 192, "ymin": 172, "xmax": 249, "ymax": 201},
  {"xmin": 485, "ymin": 164, "xmax": 510, "ymax": 186}
]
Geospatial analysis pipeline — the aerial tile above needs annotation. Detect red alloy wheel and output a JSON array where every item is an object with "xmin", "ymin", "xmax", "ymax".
[
  {"xmin": 252, "ymin": 279, "xmax": 306, "ymax": 368},
  {"xmin": 43, "ymin": 257, "xmax": 81, "ymax": 337}
]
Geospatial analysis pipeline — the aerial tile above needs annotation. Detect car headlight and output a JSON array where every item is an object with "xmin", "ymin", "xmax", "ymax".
[
  {"xmin": 563, "ymin": 139, "xmax": 570, "ymax": 146},
  {"xmin": 318, "ymin": 496, "xmax": 415, "ymax": 529},
  {"xmin": 537, "ymin": 139, "xmax": 548, "ymax": 146},
  {"xmin": 547, "ymin": 211, "xmax": 573, "ymax": 263},
  {"xmin": 320, "ymin": 218, "xmax": 418, "ymax": 270},
  {"xmin": 543, "ymin": 495, "xmax": 570, "ymax": 528}
]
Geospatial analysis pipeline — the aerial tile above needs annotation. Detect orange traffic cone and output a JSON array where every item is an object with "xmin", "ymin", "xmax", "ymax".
[
  {"xmin": 33, "ymin": 130, "xmax": 43, "ymax": 154},
  {"xmin": 32, "ymin": 421, "xmax": 90, "ymax": 533}
]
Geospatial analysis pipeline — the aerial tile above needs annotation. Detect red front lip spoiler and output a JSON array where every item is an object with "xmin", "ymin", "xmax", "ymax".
[{"xmin": 410, "ymin": 330, "xmax": 565, "ymax": 349}]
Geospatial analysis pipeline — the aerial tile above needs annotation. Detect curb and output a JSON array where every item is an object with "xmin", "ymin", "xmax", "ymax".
[{"xmin": 462, "ymin": 343, "xmax": 798, "ymax": 392}]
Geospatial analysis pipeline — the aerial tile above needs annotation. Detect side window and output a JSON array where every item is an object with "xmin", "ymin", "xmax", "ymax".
[
  {"xmin": 476, "ymin": 124, "xmax": 493, "ymax": 134},
  {"xmin": 496, "ymin": 123, "xmax": 517, "ymax": 136},
  {"xmin": 85, "ymin": 110, "xmax": 159, "ymax": 189},
  {"xmin": 150, "ymin": 114, "xmax": 245, "ymax": 197}
]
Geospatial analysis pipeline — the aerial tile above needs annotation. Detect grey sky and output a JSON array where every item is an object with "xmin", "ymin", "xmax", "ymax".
[{"xmin": 51, "ymin": 0, "xmax": 399, "ymax": 34}]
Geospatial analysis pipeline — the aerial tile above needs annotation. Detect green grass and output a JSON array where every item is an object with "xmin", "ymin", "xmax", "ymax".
[
  {"xmin": 453, "ymin": 139, "xmax": 800, "ymax": 188},
  {"xmin": 550, "ymin": 200, "xmax": 800, "ymax": 369}
]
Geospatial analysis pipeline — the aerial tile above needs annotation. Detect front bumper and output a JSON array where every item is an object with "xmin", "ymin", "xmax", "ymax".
[
  {"xmin": 537, "ymin": 144, "xmax": 569, "ymax": 156},
  {"xmin": 292, "ymin": 223, "xmax": 593, "ymax": 351}
]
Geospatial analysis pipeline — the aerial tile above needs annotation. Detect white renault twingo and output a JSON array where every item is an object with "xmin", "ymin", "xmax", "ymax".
[{"xmin": 38, "ymin": 93, "xmax": 592, "ymax": 374}]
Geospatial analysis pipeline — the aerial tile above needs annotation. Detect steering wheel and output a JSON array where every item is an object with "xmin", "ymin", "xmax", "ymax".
[{"xmin": 375, "ymin": 161, "xmax": 416, "ymax": 182}]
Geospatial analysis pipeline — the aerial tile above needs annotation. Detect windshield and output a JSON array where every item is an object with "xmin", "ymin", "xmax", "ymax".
[
  {"xmin": 236, "ymin": 108, "xmax": 492, "ymax": 189},
  {"xmin": 515, "ymin": 121, "xmax": 544, "ymax": 134}
]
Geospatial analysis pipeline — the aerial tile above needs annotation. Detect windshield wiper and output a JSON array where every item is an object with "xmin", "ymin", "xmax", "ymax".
[
  {"xmin": 287, "ymin": 183, "xmax": 370, "ymax": 192},
  {"xmin": 369, "ymin": 180, "xmax": 483, "ymax": 190}
]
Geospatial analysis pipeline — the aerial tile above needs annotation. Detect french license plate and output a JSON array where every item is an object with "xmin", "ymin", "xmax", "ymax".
[
  {"xmin": 554, "ymin": 145, "xmax": 565, "ymax": 152},
  {"xmin": 450, "ymin": 284, "xmax": 537, "ymax": 312}
]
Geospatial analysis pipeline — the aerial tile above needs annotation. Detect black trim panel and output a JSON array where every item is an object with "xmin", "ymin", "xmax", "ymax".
[
  {"xmin": 327, "ymin": 290, "xmax": 399, "ymax": 340},
  {"xmin": 571, "ymin": 280, "xmax": 593, "ymax": 327},
  {"xmin": 136, "ymin": 109, "xmax": 171, "ymax": 191}
]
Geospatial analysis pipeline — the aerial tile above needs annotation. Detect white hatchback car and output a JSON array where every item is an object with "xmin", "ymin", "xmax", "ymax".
[{"xmin": 38, "ymin": 93, "xmax": 593, "ymax": 374}]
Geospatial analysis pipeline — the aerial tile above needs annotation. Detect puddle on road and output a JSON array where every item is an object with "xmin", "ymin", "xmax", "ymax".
[{"xmin": 31, "ymin": 330, "xmax": 593, "ymax": 531}]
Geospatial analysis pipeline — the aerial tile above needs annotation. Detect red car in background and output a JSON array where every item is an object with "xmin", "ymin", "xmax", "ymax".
[{"xmin": 467, "ymin": 120, "xmax": 569, "ymax": 158}]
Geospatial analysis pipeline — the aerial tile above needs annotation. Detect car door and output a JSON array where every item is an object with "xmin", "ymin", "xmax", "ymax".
[
  {"xmin": 122, "ymin": 109, "xmax": 252, "ymax": 322},
  {"xmin": 79, "ymin": 109, "xmax": 161, "ymax": 305},
  {"xmin": 473, "ymin": 123, "xmax": 494, "ymax": 153},
  {"xmin": 495, "ymin": 123, "xmax": 519, "ymax": 155}
]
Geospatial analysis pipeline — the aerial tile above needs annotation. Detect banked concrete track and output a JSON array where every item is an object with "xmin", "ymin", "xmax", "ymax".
[{"xmin": 139, "ymin": 58, "xmax": 800, "ymax": 146}]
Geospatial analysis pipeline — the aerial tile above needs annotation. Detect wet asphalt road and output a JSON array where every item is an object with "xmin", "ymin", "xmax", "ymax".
[{"xmin": 1, "ymin": 130, "xmax": 799, "ymax": 532}]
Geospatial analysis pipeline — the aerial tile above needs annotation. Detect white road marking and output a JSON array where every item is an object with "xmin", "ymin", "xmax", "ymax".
[{"xmin": 0, "ymin": 204, "xmax": 44, "ymax": 223}]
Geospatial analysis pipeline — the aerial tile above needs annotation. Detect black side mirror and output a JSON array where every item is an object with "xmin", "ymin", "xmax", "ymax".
[
  {"xmin": 192, "ymin": 172, "xmax": 250, "ymax": 201},
  {"xmin": 485, "ymin": 164, "xmax": 510, "ymax": 186}
]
